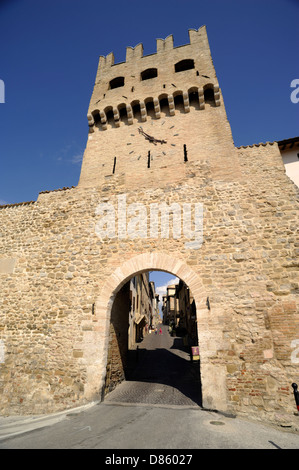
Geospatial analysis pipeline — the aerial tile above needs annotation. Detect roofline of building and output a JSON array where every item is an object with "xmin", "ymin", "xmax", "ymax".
[
  {"xmin": 237, "ymin": 136, "xmax": 299, "ymax": 150},
  {"xmin": 277, "ymin": 136, "xmax": 299, "ymax": 148},
  {"xmin": 0, "ymin": 200, "xmax": 35, "ymax": 209},
  {"xmin": 236, "ymin": 141, "xmax": 275, "ymax": 149}
]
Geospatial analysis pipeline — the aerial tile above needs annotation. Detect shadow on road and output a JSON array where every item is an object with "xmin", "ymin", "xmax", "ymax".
[{"xmin": 123, "ymin": 330, "xmax": 202, "ymax": 407}]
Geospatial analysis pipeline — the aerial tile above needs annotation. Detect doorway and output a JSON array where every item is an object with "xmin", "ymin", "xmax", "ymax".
[
  {"xmin": 89, "ymin": 252, "xmax": 226, "ymax": 412},
  {"xmin": 104, "ymin": 270, "xmax": 202, "ymax": 407}
]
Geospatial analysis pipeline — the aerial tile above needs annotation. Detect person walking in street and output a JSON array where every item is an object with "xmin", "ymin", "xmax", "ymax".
[{"xmin": 159, "ymin": 327, "xmax": 162, "ymax": 335}]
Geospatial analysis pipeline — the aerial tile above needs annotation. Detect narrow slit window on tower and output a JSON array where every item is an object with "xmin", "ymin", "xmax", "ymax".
[
  {"xmin": 184, "ymin": 144, "xmax": 188, "ymax": 162},
  {"xmin": 141, "ymin": 68, "xmax": 158, "ymax": 81},
  {"xmin": 175, "ymin": 59, "xmax": 195, "ymax": 73},
  {"xmin": 109, "ymin": 76, "xmax": 125, "ymax": 89}
]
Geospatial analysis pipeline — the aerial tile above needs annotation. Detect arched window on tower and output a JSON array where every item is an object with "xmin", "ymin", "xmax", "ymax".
[
  {"xmin": 159, "ymin": 94, "xmax": 170, "ymax": 116},
  {"xmin": 174, "ymin": 92, "xmax": 184, "ymax": 113},
  {"xmin": 203, "ymin": 84, "xmax": 216, "ymax": 106},
  {"xmin": 104, "ymin": 106, "xmax": 115, "ymax": 127},
  {"xmin": 118, "ymin": 103, "xmax": 128, "ymax": 124},
  {"xmin": 175, "ymin": 59, "xmax": 195, "ymax": 73},
  {"xmin": 109, "ymin": 76, "xmax": 125, "ymax": 89},
  {"xmin": 91, "ymin": 109, "xmax": 101, "ymax": 125},
  {"xmin": 145, "ymin": 98, "xmax": 156, "ymax": 119},
  {"xmin": 141, "ymin": 68, "xmax": 158, "ymax": 81},
  {"xmin": 131, "ymin": 100, "xmax": 142, "ymax": 122},
  {"xmin": 188, "ymin": 87, "xmax": 199, "ymax": 109}
]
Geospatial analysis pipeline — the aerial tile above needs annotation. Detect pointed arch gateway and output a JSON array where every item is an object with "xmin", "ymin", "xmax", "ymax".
[{"xmin": 83, "ymin": 252, "xmax": 228, "ymax": 412}]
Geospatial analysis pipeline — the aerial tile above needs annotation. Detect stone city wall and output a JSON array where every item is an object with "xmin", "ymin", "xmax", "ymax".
[{"xmin": 0, "ymin": 142, "xmax": 298, "ymax": 429}]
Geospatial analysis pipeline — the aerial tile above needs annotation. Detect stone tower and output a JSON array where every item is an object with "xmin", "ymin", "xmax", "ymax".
[
  {"xmin": 79, "ymin": 26, "xmax": 239, "ymax": 190},
  {"xmin": 0, "ymin": 27, "xmax": 298, "ymax": 429}
]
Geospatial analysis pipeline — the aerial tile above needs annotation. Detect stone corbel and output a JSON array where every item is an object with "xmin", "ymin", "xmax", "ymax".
[
  {"xmin": 113, "ymin": 107, "xmax": 120, "ymax": 127},
  {"xmin": 100, "ymin": 110, "xmax": 107, "ymax": 130},
  {"xmin": 183, "ymin": 92, "xmax": 190, "ymax": 113},
  {"xmin": 198, "ymin": 89, "xmax": 205, "ymax": 110},
  {"xmin": 168, "ymin": 95, "xmax": 175, "ymax": 116},
  {"xmin": 87, "ymin": 113, "xmax": 95, "ymax": 132},
  {"xmin": 126, "ymin": 104, "xmax": 134, "ymax": 125},
  {"xmin": 153, "ymin": 98, "xmax": 161, "ymax": 119},
  {"xmin": 139, "ymin": 101, "xmax": 147, "ymax": 122},
  {"xmin": 214, "ymin": 84, "xmax": 221, "ymax": 106},
  {"xmin": 87, "ymin": 113, "xmax": 94, "ymax": 126}
]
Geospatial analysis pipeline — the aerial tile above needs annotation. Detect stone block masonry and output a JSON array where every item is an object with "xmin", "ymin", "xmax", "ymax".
[{"xmin": 0, "ymin": 27, "xmax": 298, "ymax": 430}]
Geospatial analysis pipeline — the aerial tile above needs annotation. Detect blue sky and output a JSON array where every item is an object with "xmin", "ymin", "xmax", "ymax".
[
  {"xmin": 0, "ymin": 0, "xmax": 298, "ymax": 206},
  {"xmin": 0, "ymin": 0, "xmax": 298, "ymax": 302},
  {"xmin": 149, "ymin": 271, "xmax": 179, "ymax": 317}
]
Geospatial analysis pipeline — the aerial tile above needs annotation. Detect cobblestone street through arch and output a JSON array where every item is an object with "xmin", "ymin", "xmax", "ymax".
[{"xmin": 104, "ymin": 324, "xmax": 202, "ymax": 408}]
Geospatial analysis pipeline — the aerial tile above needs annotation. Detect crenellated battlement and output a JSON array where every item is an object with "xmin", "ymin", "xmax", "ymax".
[
  {"xmin": 88, "ymin": 26, "xmax": 219, "ymax": 131},
  {"xmin": 125, "ymin": 42, "xmax": 144, "ymax": 62},
  {"xmin": 96, "ymin": 28, "xmax": 205, "ymax": 72}
]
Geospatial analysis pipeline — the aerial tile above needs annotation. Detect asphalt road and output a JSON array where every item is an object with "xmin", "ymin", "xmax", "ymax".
[
  {"xmin": 1, "ymin": 401, "xmax": 299, "ymax": 450},
  {"xmin": 0, "ymin": 324, "xmax": 298, "ymax": 450}
]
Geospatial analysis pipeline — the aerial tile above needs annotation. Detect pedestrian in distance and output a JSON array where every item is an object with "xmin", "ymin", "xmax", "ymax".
[{"xmin": 159, "ymin": 328, "xmax": 162, "ymax": 335}]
